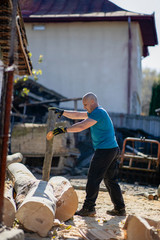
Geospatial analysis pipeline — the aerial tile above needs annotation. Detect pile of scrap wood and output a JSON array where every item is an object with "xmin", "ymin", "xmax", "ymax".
[{"xmin": 3, "ymin": 153, "xmax": 78, "ymax": 237}]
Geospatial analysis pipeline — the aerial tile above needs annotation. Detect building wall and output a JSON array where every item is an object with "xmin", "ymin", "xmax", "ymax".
[
  {"xmin": 24, "ymin": 21, "xmax": 143, "ymax": 113},
  {"xmin": 130, "ymin": 23, "xmax": 143, "ymax": 114}
]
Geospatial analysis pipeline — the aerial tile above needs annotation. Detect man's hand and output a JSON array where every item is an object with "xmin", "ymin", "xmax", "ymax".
[
  {"xmin": 53, "ymin": 127, "xmax": 67, "ymax": 136},
  {"xmin": 46, "ymin": 127, "xmax": 67, "ymax": 140},
  {"xmin": 48, "ymin": 107, "xmax": 64, "ymax": 118}
]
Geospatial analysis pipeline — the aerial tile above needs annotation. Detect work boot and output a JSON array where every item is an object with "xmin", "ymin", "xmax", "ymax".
[
  {"xmin": 107, "ymin": 208, "xmax": 126, "ymax": 216},
  {"xmin": 75, "ymin": 207, "xmax": 96, "ymax": 217}
]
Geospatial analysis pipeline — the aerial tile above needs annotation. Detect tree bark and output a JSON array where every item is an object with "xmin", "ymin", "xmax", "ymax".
[
  {"xmin": 6, "ymin": 152, "xmax": 23, "ymax": 167},
  {"xmin": 49, "ymin": 176, "xmax": 78, "ymax": 221},
  {"xmin": 143, "ymin": 192, "xmax": 154, "ymax": 200},
  {"xmin": 7, "ymin": 163, "xmax": 57, "ymax": 237},
  {"xmin": 3, "ymin": 181, "xmax": 16, "ymax": 227}
]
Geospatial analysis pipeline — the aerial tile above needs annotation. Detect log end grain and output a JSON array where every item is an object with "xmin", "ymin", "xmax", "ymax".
[
  {"xmin": 123, "ymin": 215, "xmax": 160, "ymax": 240},
  {"xmin": 16, "ymin": 201, "xmax": 55, "ymax": 237},
  {"xmin": 3, "ymin": 198, "xmax": 16, "ymax": 227},
  {"xmin": 55, "ymin": 186, "xmax": 78, "ymax": 221},
  {"xmin": 49, "ymin": 176, "xmax": 78, "ymax": 221}
]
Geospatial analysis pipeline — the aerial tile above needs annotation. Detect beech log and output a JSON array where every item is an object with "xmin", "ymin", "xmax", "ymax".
[
  {"xmin": 7, "ymin": 163, "xmax": 57, "ymax": 237},
  {"xmin": 3, "ymin": 181, "xmax": 16, "ymax": 227},
  {"xmin": 123, "ymin": 215, "xmax": 160, "ymax": 240},
  {"xmin": 143, "ymin": 192, "xmax": 154, "ymax": 200},
  {"xmin": 49, "ymin": 176, "xmax": 78, "ymax": 221},
  {"xmin": 7, "ymin": 152, "xmax": 23, "ymax": 166}
]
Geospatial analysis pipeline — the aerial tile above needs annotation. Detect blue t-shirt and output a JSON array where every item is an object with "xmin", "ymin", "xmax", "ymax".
[{"xmin": 88, "ymin": 106, "xmax": 118, "ymax": 150}]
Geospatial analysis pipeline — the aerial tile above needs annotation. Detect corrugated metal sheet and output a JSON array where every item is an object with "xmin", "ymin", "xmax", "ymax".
[
  {"xmin": 110, "ymin": 113, "xmax": 160, "ymax": 137},
  {"xmin": 19, "ymin": 0, "xmax": 126, "ymax": 16}
]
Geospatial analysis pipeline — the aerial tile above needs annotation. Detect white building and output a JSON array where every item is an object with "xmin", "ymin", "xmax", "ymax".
[{"xmin": 19, "ymin": 0, "xmax": 158, "ymax": 114}]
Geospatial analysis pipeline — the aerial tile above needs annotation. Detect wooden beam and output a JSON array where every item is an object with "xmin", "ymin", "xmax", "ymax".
[{"xmin": 19, "ymin": 97, "xmax": 82, "ymax": 107}]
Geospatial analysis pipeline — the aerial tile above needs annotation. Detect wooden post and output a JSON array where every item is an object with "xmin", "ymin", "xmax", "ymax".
[
  {"xmin": 0, "ymin": 0, "xmax": 18, "ymax": 224},
  {"xmin": 42, "ymin": 110, "xmax": 56, "ymax": 181}
]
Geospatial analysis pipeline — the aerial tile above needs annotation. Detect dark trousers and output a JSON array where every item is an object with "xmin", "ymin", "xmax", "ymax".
[{"xmin": 84, "ymin": 147, "xmax": 125, "ymax": 210}]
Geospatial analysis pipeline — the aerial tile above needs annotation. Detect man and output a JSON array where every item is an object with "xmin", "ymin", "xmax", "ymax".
[{"xmin": 47, "ymin": 92, "xmax": 125, "ymax": 216}]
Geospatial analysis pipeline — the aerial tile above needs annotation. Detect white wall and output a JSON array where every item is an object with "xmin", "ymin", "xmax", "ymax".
[
  {"xmin": 24, "ymin": 21, "xmax": 142, "ymax": 113},
  {"xmin": 130, "ymin": 23, "xmax": 143, "ymax": 114}
]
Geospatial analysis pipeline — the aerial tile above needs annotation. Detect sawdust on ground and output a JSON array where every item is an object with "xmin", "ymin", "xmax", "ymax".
[{"xmin": 24, "ymin": 177, "xmax": 160, "ymax": 240}]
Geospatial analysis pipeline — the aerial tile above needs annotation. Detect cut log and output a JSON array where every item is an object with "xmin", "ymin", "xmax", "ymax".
[
  {"xmin": 16, "ymin": 180, "xmax": 57, "ymax": 237},
  {"xmin": 123, "ymin": 215, "xmax": 160, "ymax": 240},
  {"xmin": 6, "ymin": 152, "xmax": 23, "ymax": 166},
  {"xmin": 153, "ymin": 194, "xmax": 158, "ymax": 200},
  {"xmin": 7, "ymin": 163, "xmax": 57, "ymax": 237},
  {"xmin": 7, "ymin": 162, "xmax": 36, "ymax": 207},
  {"xmin": 3, "ymin": 181, "xmax": 16, "ymax": 227},
  {"xmin": 143, "ymin": 192, "xmax": 154, "ymax": 200},
  {"xmin": 134, "ymin": 191, "xmax": 158, "ymax": 200},
  {"xmin": 49, "ymin": 176, "xmax": 78, "ymax": 221},
  {"xmin": 144, "ymin": 217, "xmax": 160, "ymax": 233}
]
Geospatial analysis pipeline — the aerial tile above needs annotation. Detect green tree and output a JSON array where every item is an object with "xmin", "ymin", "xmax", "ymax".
[
  {"xmin": 14, "ymin": 54, "xmax": 43, "ymax": 96},
  {"xmin": 141, "ymin": 68, "xmax": 159, "ymax": 115},
  {"xmin": 149, "ymin": 78, "xmax": 160, "ymax": 116}
]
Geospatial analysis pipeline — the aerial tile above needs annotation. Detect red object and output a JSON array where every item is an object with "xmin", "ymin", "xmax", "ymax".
[{"xmin": 0, "ymin": 0, "xmax": 18, "ymax": 224}]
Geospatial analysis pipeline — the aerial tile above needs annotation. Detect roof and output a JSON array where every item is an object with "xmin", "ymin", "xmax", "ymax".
[
  {"xmin": 19, "ymin": 0, "xmax": 158, "ymax": 57},
  {"xmin": 13, "ymin": 78, "xmax": 66, "ymax": 122},
  {"xmin": 14, "ymin": 78, "xmax": 65, "ymax": 102},
  {"xmin": 0, "ymin": 0, "xmax": 32, "ymax": 75}
]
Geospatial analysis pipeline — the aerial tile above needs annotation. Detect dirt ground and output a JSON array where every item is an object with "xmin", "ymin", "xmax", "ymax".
[{"xmin": 24, "ymin": 177, "xmax": 160, "ymax": 240}]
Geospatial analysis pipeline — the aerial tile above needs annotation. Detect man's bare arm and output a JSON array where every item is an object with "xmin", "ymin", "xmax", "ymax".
[
  {"xmin": 63, "ymin": 110, "xmax": 88, "ymax": 120},
  {"xmin": 66, "ymin": 118, "xmax": 97, "ymax": 132}
]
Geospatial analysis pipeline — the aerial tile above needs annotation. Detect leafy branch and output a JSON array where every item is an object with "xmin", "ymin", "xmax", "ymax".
[{"xmin": 14, "ymin": 53, "xmax": 43, "ymax": 96}]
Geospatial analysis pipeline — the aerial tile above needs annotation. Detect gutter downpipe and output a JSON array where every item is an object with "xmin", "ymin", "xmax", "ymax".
[
  {"xmin": 127, "ymin": 16, "xmax": 132, "ymax": 114},
  {"xmin": 0, "ymin": 0, "xmax": 18, "ymax": 224}
]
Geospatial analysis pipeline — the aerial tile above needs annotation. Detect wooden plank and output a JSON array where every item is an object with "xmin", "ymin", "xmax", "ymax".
[{"xmin": 42, "ymin": 110, "xmax": 56, "ymax": 181}]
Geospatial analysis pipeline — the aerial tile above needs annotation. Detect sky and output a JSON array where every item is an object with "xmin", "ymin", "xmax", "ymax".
[{"xmin": 111, "ymin": 0, "xmax": 160, "ymax": 73}]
